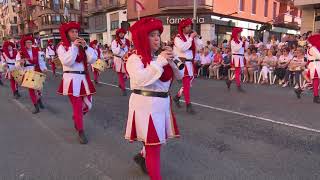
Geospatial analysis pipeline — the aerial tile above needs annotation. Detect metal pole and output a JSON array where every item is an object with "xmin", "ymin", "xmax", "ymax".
[{"xmin": 193, "ymin": 0, "xmax": 197, "ymax": 31}]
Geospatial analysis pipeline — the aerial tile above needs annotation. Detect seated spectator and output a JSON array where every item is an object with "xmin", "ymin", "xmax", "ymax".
[
  {"xmin": 193, "ymin": 50, "xmax": 202, "ymax": 76},
  {"xmin": 260, "ymin": 49, "xmax": 277, "ymax": 84},
  {"xmin": 200, "ymin": 47, "xmax": 212, "ymax": 77},
  {"xmin": 209, "ymin": 49, "xmax": 223, "ymax": 79},
  {"xmin": 244, "ymin": 47, "xmax": 260, "ymax": 83},
  {"xmin": 275, "ymin": 47, "xmax": 293, "ymax": 85},
  {"xmin": 282, "ymin": 47, "xmax": 307, "ymax": 88},
  {"xmin": 220, "ymin": 50, "xmax": 232, "ymax": 80}
]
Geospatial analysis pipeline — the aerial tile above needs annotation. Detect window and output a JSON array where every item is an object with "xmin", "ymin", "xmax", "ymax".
[
  {"xmin": 273, "ymin": 2, "xmax": 277, "ymax": 20},
  {"xmin": 53, "ymin": 0, "xmax": 60, "ymax": 10},
  {"xmin": 264, "ymin": 0, "xmax": 268, "ymax": 17},
  {"xmin": 111, "ymin": 20, "xmax": 119, "ymax": 30},
  {"xmin": 14, "ymin": 16, "xmax": 17, "ymax": 24},
  {"xmin": 74, "ymin": 0, "xmax": 80, "ymax": 10},
  {"xmin": 95, "ymin": 0, "xmax": 102, "ymax": 7},
  {"xmin": 252, "ymin": 0, "xmax": 256, "ymax": 14},
  {"xmin": 239, "ymin": 0, "xmax": 245, "ymax": 11}
]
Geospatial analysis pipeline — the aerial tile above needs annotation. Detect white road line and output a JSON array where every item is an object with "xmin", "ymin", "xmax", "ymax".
[{"xmin": 49, "ymin": 70, "xmax": 320, "ymax": 134}]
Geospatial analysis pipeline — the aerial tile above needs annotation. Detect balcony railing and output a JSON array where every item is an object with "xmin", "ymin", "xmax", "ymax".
[
  {"xmin": 273, "ymin": 13, "xmax": 301, "ymax": 29},
  {"xmin": 159, "ymin": 0, "xmax": 212, "ymax": 9}
]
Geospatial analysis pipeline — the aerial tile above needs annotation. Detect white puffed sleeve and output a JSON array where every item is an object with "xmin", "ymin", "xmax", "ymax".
[
  {"xmin": 174, "ymin": 36, "xmax": 193, "ymax": 52},
  {"xmin": 126, "ymin": 54, "xmax": 166, "ymax": 87},
  {"xmin": 85, "ymin": 46, "xmax": 97, "ymax": 64},
  {"xmin": 57, "ymin": 44, "xmax": 79, "ymax": 67},
  {"xmin": 38, "ymin": 51, "xmax": 47, "ymax": 71}
]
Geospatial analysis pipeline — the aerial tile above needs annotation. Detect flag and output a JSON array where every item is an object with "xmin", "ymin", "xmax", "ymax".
[{"xmin": 135, "ymin": 0, "xmax": 145, "ymax": 12}]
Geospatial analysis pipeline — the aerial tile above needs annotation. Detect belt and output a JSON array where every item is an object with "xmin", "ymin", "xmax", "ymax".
[
  {"xmin": 24, "ymin": 64, "xmax": 34, "ymax": 67},
  {"xmin": 63, "ymin": 71, "xmax": 86, "ymax": 74},
  {"xmin": 310, "ymin": 60, "xmax": 320, "ymax": 62},
  {"xmin": 232, "ymin": 54, "xmax": 244, "ymax": 56},
  {"xmin": 114, "ymin": 55, "xmax": 122, "ymax": 58},
  {"xmin": 178, "ymin": 57, "xmax": 193, "ymax": 62},
  {"xmin": 133, "ymin": 89, "xmax": 169, "ymax": 98},
  {"xmin": 6, "ymin": 63, "xmax": 15, "ymax": 65}
]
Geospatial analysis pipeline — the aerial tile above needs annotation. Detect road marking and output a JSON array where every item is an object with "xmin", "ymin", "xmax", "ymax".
[{"xmin": 49, "ymin": 70, "xmax": 320, "ymax": 134}]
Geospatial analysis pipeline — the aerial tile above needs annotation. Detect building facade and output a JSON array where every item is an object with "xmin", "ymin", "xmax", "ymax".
[
  {"xmin": 16, "ymin": 0, "xmax": 89, "ymax": 47},
  {"xmin": 295, "ymin": 0, "xmax": 320, "ymax": 34},
  {"xmin": 87, "ymin": 0, "xmax": 127, "ymax": 45},
  {"xmin": 0, "ymin": 0, "xmax": 19, "ymax": 42},
  {"xmin": 127, "ymin": 0, "xmax": 301, "ymax": 43}
]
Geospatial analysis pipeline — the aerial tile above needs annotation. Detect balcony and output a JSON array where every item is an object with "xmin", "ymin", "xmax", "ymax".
[
  {"xmin": 89, "ymin": 0, "xmax": 126, "ymax": 14},
  {"xmin": 273, "ymin": 13, "xmax": 301, "ymax": 29},
  {"xmin": 158, "ymin": 0, "xmax": 212, "ymax": 10}
]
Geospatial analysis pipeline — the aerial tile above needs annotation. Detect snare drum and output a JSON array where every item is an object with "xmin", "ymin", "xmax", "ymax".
[
  {"xmin": 92, "ymin": 59, "xmax": 107, "ymax": 72},
  {"xmin": 11, "ymin": 70, "xmax": 25, "ymax": 85},
  {"xmin": 21, "ymin": 71, "xmax": 46, "ymax": 90}
]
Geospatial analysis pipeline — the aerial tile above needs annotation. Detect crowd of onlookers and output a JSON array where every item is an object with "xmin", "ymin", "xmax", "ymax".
[{"xmin": 184, "ymin": 31, "xmax": 314, "ymax": 90}]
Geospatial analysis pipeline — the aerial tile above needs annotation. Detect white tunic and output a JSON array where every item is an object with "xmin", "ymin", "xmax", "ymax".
[
  {"xmin": 45, "ymin": 46, "xmax": 56, "ymax": 59},
  {"xmin": 125, "ymin": 53, "xmax": 183, "ymax": 145},
  {"xmin": 91, "ymin": 48, "xmax": 104, "ymax": 71},
  {"xmin": 1, "ymin": 51, "xmax": 17, "ymax": 72},
  {"xmin": 174, "ymin": 34, "xmax": 203, "ymax": 76},
  {"xmin": 307, "ymin": 46, "xmax": 320, "ymax": 79},
  {"xmin": 231, "ymin": 40, "xmax": 244, "ymax": 68},
  {"xmin": 15, "ymin": 49, "xmax": 47, "ymax": 72},
  {"xmin": 111, "ymin": 39, "xmax": 128, "ymax": 73},
  {"xmin": 57, "ymin": 44, "xmax": 97, "ymax": 96}
]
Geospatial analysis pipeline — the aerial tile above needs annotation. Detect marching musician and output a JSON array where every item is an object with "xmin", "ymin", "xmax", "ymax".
[
  {"xmin": 89, "ymin": 40, "xmax": 104, "ymax": 84},
  {"xmin": 45, "ymin": 39, "xmax": 57, "ymax": 76},
  {"xmin": 172, "ymin": 18, "xmax": 203, "ymax": 114},
  {"xmin": 0, "ymin": 41, "xmax": 20, "ymax": 98},
  {"xmin": 56, "ymin": 22, "xmax": 97, "ymax": 144},
  {"xmin": 111, "ymin": 28, "xmax": 130, "ymax": 96},
  {"xmin": 125, "ymin": 17, "xmax": 183, "ymax": 180},
  {"xmin": 16, "ymin": 35, "xmax": 47, "ymax": 114}
]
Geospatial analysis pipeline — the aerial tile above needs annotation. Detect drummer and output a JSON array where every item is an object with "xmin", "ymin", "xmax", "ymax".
[
  {"xmin": 0, "ymin": 41, "xmax": 20, "ymax": 98},
  {"xmin": 16, "ymin": 35, "xmax": 47, "ymax": 114},
  {"xmin": 89, "ymin": 40, "xmax": 104, "ymax": 84},
  {"xmin": 45, "ymin": 39, "xmax": 57, "ymax": 76}
]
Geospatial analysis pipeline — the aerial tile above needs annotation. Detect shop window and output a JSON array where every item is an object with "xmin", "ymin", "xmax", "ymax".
[
  {"xmin": 170, "ymin": 24, "xmax": 201, "ymax": 38},
  {"xmin": 111, "ymin": 20, "xmax": 119, "ymax": 30}
]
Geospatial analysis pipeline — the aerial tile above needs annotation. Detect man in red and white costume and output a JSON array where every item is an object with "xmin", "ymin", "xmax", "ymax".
[
  {"xmin": 125, "ymin": 18, "xmax": 183, "ymax": 180},
  {"xmin": 45, "ymin": 39, "xmax": 57, "ymax": 76},
  {"xmin": 16, "ymin": 35, "xmax": 47, "ymax": 114},
  {"xmin": 226, "ymin": 27, "xmax": 246, "ymax": 92},
  {"xmin": 89, "ymin": 40, "xmax": 103, "ymax": 84},
  {"xmin": 0, "ymin": 41, "xmax": 20, "ymax": 98},
  {"xmin": 172, "ymin": 18, "xmax": 203, "ymax": 114},
  {"xmin": 295, "ymin": 34, "xmax": 320, "ymax": 103},
  {"xmin": 111, "ymin": 28, "xmax": 130, "ymax": 96},
  {"xmin": 57, "ymin": 22, "xmax": 97, "ymax": 144}
]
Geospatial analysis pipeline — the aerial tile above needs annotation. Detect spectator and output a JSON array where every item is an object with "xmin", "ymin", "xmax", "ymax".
[
  {"xmin": 282, "ymin": 47, "xmax": 307, "ymax": 88},
  {"xmin": 209, "ymin": 49, "xmax": 223, "ymax": 79},
  {"xmin": 260, "ymin": 49, "xmax": 277, "ymax": 84},
  {"xmin": 244, "ymin": 47, "xmax": 260, "ymax": 83},
  {"xmin": 275, "ymin": 47, "xmax": 293, "ymax": 85},
  {"xmin": 220, "ymin": 50, "xmax": 232, "ymax": 80},
  {"xmin": 200, "ymin": 47, "xmax": 212, "ymax": 77}
]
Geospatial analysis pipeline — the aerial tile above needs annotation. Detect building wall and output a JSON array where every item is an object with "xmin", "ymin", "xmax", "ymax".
[{"xmin": 300, "ymin": 7, "xmax": 315, "ymax": 33}]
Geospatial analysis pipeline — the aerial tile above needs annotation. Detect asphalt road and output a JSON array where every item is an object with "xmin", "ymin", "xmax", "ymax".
[{"xmin": 0, "ymin": 68, "xmax": 319, "ymax": 180}]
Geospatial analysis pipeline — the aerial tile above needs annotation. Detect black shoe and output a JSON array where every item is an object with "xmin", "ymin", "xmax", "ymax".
[
  {"xmin": 94, "ymin": 80, "xmax": 99, "ymax": 84},
  {"xmin": 133, "ymin": 153, "xmax": 148, "ymax": 174},
  {"xmin": 173, "ymin": 95, "xmax": 181, "ymax": 108},
  {"xmin": 294, "ymin": 88, "xmax": 302, "ymax": 99},
  {"xmin": 0, "ymin": 80, "xmax": 3, "ymax": 86},
  {"xmin": 226, "ymin": 80, "xmax": 231, "ymax": 89},
  {"xmin": 38, "ymin": 99, "xmax": 45, "ymax": 109},
  {"xmin": 313, "ymin": 96, "xmax": 320, "ymax": 104},
  {"xmin": 237, "ymin": 86, "xmax": 245, "ymax": 93},
  {"xmin": 122, "ymin": 90, "xmax": 127, "ymax": 96},
  {"xmin": 78, "ymin": 131, "xmax": 88, "ymax": 144},
  {"xmin": 32, "ymin": 103, "xmax": 40, "ymax": 114},
  {"xmin": 186, "ymin": 103, "xmax": 196, "ymax": 114},
  {"xmin": 13, "ymin": 91, "xmax": 20, "ymax": 99}
]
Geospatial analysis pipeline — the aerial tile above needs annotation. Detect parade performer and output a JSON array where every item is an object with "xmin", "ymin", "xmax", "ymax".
[
  {"xmin": 45, "ymin": 39, "xmax": 57, "ymax": 76},
  {"xmin": 89, "ymin": 40, "xmax": 103, "ymax": 84},
  {"xmin": 111, "ymin": 28, "xmax": 130, "ymax": 96},
  {"xmin": 172, "ymin": 18, "xmax": 203, "ymax": 114},
  {"xmin": 226, "ymin": 27, "xmax": 246, "ymax": 92},
  {"xmin": 0, "ymin": 41, "xmax": 20, "ymax": 98},
  {"xmin": 295, "ymin": 34, "xmax": 320, "ymax": 103},
  {"xmin": 124, "ymin": 17, "xmax": 183, "ymax": 180},
  {"xmin": 57, "ymin": 22, "xmax": 97, "ymax": 144},
  {"xmin": 16, "ymin": 35, "xmax": 47, "ymax": 113}
]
